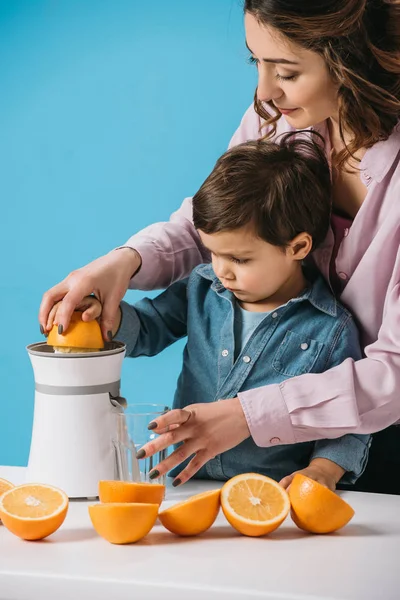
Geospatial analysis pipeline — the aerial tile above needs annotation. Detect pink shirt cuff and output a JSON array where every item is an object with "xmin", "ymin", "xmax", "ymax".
[{"xmin": 238, "ymin": 384, "xmax": 296, "ymax": 447}]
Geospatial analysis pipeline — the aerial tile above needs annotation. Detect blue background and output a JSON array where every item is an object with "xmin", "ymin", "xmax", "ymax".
[{"xmin": 0, "ymin": 0, "xmax": 255, "ymax": 465}]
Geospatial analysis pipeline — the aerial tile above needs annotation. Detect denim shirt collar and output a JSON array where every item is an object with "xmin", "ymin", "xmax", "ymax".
[{"xmin": 196, "ymin": 263, "xmax": 338, "ymax": 318}]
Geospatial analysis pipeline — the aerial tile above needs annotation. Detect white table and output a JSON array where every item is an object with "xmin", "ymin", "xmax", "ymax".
[{"xmin": 0, "ymin": 466, "xmax": 399, "ymax": 600}]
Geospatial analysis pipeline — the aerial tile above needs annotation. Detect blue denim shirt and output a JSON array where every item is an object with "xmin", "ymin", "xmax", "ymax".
[{"xmin": 117, "ymin": 264, "xmax": 370, "ymax": 484}]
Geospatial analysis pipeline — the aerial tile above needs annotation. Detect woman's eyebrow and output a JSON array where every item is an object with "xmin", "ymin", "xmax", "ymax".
[{"xmin": 245, "ymin": 41, "xmax": 299, "ymax": 65}]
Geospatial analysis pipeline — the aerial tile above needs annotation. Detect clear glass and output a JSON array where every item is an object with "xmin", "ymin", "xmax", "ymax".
[{"xmin": 113, "ymin": 403, "xmax": 170, "ymax": 485}]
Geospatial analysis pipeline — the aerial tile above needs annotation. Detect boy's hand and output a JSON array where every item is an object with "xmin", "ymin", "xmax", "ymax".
[
  {"xmin": 279, "ymin": 458, "xmax": 346, "ymax": 492},
  {"xmin": 46, "ymin": 296, "xmax": 103, "ymax": 332}
]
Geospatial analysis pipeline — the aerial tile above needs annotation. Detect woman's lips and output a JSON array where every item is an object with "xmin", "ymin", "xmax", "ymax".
[{"xmin": 276, "ymin": 107, "xmax": 299, "ymax": 116}]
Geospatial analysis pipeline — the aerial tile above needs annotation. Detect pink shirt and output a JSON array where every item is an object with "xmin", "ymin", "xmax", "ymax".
[
  {"xmin": 330, "ymin": 213, "xmax": 353, "ymax": 296},
  {"xmin": 126, "ymin": 104, "xmax": 400, "ymax": 447}
]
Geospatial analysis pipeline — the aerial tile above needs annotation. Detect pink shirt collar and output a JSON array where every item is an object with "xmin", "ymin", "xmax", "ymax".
[
  {"xmin": 315, "ymin": 119, "xmax": 400, "ymax": 184},
  {"xmin": 361, "ymin": 124, "xmax": 400, "ymax": 183}
]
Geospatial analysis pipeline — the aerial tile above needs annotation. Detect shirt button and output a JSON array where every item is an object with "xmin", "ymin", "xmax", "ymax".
[
  {"xmin": 300, "ymin": 343, "xmax": 309, "ymax": 350},
  {"xmin": 272, "ymin": 312, "xmax": 278, "ymax": 319},
  {"xmin": 343, "ymin": 228, "xmax": 349, "ymax": 237},
  {"xmin": 221, "ymin": 349, "xmax": 229, "ymax": 357},
  {"xmin": 243, "ymin": 356, "xmax": 251, "ymax": 363},
  {"xmin": 338, "ymin": 272, "xmax": 348, "ymax": 280},
  {"xmin": 270, "ymin": 437, "xmax": 281, "ymax": 444}
]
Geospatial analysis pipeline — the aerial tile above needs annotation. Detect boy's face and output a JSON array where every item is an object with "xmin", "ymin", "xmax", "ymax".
[{"xmin": 198, "ymin": 226, "xmax": 305, "ymax": 309}]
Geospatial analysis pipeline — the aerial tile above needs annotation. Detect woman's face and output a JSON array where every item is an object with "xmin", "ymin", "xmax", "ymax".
[{"xmin": 245, "ymin": 12, "xmax": 339, "ymax": 128}]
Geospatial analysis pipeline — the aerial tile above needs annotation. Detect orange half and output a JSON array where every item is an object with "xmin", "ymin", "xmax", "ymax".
[
  {"xmin": 221, "ymin": 473, "xmax": 290, "ymax": 537},
  {"xmin": 288, "ymin": 474, "xmax": 355, "ymax": 534},
  {"xmin": 0, "ymin": 478, "xmax": 14, "ymax": 524},
  {"xmin": 0, "ymin": 478, "xmax": 14, "ymax": 496},
  {"xmin": 0, "ymin": 483, "xmax": 69, "ymax": 540},
  {"xmin": 89, "ymin": 502, "xmax": 159, "ymax": 544},
  {"xmin": 158, "ymin": 489, "xmax": 221, "ymax": 536},
  {"xmin": 99, "ymin": 480, "xmax": 165, "ymax": 505},
  {"xmin": 47, "ymin": 310, "xmax": 104, "ymax": 352}
]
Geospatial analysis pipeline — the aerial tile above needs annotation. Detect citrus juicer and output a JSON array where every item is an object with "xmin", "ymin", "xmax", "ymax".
[{"xmin": 26, "ymin": 341, "xmax": 140, "ymax": 498}]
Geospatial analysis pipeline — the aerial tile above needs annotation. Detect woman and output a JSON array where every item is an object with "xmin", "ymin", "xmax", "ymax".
[{"xmin": 40, "ymin": 0, "xmax": 400, "ymax": 493}]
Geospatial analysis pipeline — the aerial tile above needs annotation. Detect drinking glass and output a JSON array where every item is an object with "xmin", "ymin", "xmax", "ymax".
[{"xmin": 113, "ymin": 403, "xmax": 170, "ymax": 486}]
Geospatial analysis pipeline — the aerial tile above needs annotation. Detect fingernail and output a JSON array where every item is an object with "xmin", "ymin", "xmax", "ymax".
[
  {"xmin": 40, "ymin": 325, "xmax": 44, "ymax": 335},
  {"xmin": 136, "ymin": 449, "xmax": 146, "ymax": 459},
  {"xmin": 172, "ymin": 478, "xmax": 182, "ymax": 488},
  {"xmin": 107, "ymin": 330, "xmax": 113, "ymax": 341},
  {"xmin": 147, "ymin": 421, "xmax": 157, "ymax": 430},
  {"xmin": 58, "ymin": 324, "xmax": 63, "ymax": 335},
  {"xmin": 149, "ymin": 470, "xmax": 160, "ymax": 480}
]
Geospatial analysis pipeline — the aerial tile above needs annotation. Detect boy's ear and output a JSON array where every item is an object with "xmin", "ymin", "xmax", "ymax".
[{"xmin": 287, "ymin": 232, "xmax": 312, "ymax": 260}]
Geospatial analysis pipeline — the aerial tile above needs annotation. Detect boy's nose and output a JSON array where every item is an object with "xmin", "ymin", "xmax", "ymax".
[{"xmin": 213, "ymin": 258, "xmax": 234, "ymax": 281}]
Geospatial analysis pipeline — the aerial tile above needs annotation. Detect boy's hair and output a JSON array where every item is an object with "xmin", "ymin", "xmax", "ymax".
[{"xmin": 192, "ymin": 133, "xmax": 332, "ymax": 251}]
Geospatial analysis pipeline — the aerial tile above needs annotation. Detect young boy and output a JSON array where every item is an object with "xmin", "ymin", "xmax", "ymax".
[{"xmin": 53, "ymin": 134, "xmax": 370, "ymax": 489}]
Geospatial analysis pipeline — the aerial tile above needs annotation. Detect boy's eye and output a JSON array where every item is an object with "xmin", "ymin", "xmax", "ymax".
[{"xmin": 230, "ymin": 257, "xmax": 249, "ymax": 265}]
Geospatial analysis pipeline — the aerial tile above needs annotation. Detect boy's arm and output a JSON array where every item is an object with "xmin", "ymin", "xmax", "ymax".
[
  {"xmin": 310, "ymin": 313, "xmax": 371, "ymax": 484},
  {"xmin": 310, "ymin": 434, "xmax": 371, "ymax": 485},
  {"xmin": 114, "ymin": 278, "xmax": 189, "ymax": 358}
]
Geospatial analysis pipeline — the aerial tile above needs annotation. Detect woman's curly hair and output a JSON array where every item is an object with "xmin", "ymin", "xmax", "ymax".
[{"xmin": 245, "ymin": 0, "xmax": 400, "ymax": 168}]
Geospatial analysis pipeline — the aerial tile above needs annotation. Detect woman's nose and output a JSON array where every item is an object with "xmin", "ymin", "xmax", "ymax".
[{"xmin": 257, "ymin": 67, "xmax": 283, "ymax": 103}]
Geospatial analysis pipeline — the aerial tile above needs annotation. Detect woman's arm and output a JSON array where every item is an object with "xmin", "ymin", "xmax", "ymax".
[
  {"xmin": 134, "ymin": 282, "xmax": 400, "ymax": 485},
  {"xmin": 123, "ymin": 197, "xmax": 209, "ymax": 291},
  {"xmin": 124, "ymin": 104, "xmax": 264, "ymax": 290},
  {"xmin": 39, "ymin": 104, "xmax": 263, "ymax": 335},
  {"xmin": 239, "ymin": 283, "xmax": 400, "ymax": 446}
]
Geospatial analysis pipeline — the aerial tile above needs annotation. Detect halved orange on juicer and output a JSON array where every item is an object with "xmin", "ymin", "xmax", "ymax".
[{"xmin": 47, "ymin": 310, "xmax": 104, "ymax": 353}]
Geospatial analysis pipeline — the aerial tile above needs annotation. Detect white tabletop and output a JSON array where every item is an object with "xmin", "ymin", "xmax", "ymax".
[{"xmin": 0, "ymin": 466, "xmax": 399, "ymax": 600}]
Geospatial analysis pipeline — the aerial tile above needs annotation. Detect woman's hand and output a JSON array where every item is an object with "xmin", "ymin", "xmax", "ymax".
[
  {"xmin": 279, "ymin": 458, "xmax": 346, "ymax": 492},
  {"xmin": 39, "ymin": 248, "xmax": 141, "ymax": 340},
  {"xmin": 137, "ymin": 398, "xmax": 251, "ymax": 486},
  {"xmin": 46, "ymin": 296, "xmax": 103, "ymax": 331}
]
